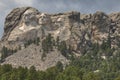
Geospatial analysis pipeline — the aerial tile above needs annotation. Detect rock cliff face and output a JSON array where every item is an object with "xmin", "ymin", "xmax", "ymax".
[
  {"xmin": 2, "ymin": 7, "xmax": 39, "ymax": 41},
  {"xmin": 0, "ymin": 7, "xmax": 120, "ymax": 70}
]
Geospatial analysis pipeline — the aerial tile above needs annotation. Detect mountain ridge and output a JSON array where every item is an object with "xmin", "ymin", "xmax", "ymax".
[{"xmin": 0, "ymin": 7, "xmax": 120, "ymax": 70}]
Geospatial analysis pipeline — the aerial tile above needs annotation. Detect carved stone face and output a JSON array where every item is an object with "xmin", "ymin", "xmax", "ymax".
[
  {"xmin": 38, "ymin": 13, "xmax": 51, "ymax": 25},
  {"xmin": 22, "ymin": 9, "xmax": 38, "ymax": 27}
]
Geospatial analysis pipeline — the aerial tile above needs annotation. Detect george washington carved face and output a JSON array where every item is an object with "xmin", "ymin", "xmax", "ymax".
[{"xmin": 22, "ymin": 9, "xmax": 39, "ymax": 27}]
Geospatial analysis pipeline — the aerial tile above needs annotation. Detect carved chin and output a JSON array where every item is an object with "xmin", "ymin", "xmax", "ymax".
[
  {"xmin": 19, "ymin": 26, "xmax": 25, "ymax": 31},
  {"xmin": 39, "ymin": 20, "xmax": 46, "ymax": 25}
]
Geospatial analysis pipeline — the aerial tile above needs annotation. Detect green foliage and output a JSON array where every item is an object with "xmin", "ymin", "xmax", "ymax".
[
  {"xmin": 115, "ymin": 76, "xmax": 120, "ymax": 80},
  {"xmin": 35, "ymin": 37, "xmax": 40, "ymax": 46},
  {"xmin": 42, "ymin": 35, "xmax": 72, "ymax": 58},
  {"xmin": 45, "ymin": 67, "xmax": 59, "ymax": 80},
  {"xmin": 26, "ymin": 66, "xmax": 38, "ymax": 80},
  {"xmin": 0, "ymin": 34, "xmax": 120, "ymax": 80},
  {"xmin": 83, "ymin": 72, "xmax": 101, "ymax": 80},
  {"xmin": 56, "ymin": 66, "xmax": 83, "ymax": 80},
  {"xmin": 24, "ymin": 37, "xmax": 40, "ymax": 48},
  {"xmin": 17, "ymin": 66, "xmax": 28, "ymax": 80},
  {"xmin": 0, "ymin": 47, "xmax": 17, "ymax": 61},
  {"xmin": 1, "ymin": 46, "xmax": 8, "ymax": 60},
  {"xmin": 58, "ymin": 41, "xmax": 68, "ymax": 57},
  {"xmin": 57, "ymin": 41, "xmax": 74, "ymax": 59},
  {"xmin": 0, "ymin": 53, "xmax": 120, "ymax": 80},
  {"xmin": 56, "ymin": 61, "xmax": 63, "ymax": 72},
  {"xmin": 42, "ymin": 34, "xmax": 54, "ymax": 53},
  {"xmin": 56, "ymin": 36, "xmax": 60, "ymax": 46}
]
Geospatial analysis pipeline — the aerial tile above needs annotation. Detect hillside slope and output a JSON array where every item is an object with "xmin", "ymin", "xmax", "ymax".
[{"xmin": 0, "ymin": 7, "xmax": 120, "ymax": 70}]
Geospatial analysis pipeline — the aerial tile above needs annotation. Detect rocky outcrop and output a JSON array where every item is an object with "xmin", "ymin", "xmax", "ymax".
[
  {"xmin": 2, "ymin": 7, "xmax": 39, "ymax": 41},
  {"xmin": 2, "ymin": 44, "xmax": 68, "ymax": 70},
  {"xmin": 0, "ymin": 7, "xmax": 120, "ymax": 70}
]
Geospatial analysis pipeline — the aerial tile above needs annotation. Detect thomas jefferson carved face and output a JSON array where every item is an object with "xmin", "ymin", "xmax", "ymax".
[{"xmin": 38, "ymin": 13, "xmax": 51, "ymax": 25}]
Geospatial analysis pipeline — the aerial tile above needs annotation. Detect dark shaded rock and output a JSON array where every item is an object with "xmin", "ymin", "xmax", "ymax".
[{"xmin": 2, "ymin": 7, "xmax": 39, "ymax": 41}]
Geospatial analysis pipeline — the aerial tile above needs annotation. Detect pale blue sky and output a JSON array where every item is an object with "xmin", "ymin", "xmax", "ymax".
[{"xmin": 0, "ymin": 0, "xmax": 120, "ymax": 38}]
